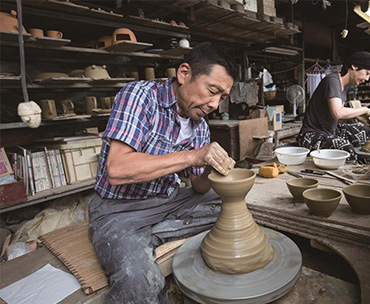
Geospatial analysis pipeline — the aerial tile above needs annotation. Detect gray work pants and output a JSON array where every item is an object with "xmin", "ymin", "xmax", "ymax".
[{"xmin": 88, "ymin": 186, "xmax": 221, "ymax": 304}]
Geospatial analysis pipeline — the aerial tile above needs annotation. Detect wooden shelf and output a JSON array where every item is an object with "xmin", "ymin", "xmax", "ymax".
[
  {"xmin": 0, "ymin": 41, "xmax": 185, "ymax": 60},
  {"xmin": 0, "ymin": 115, "xmax": 109, "ymax": 131},
  {"xmin": 0, "ymin": 179, "xmax": 95, "ymax": 213},
  {"xmin": 190, "ymin": 2, "xmax": 300, "ymax": 46},
  {"xmin": 123, "ymin": 15, "xmax": 189, "ymax": 33},
  {"xmin": 5, "ymin": 1, "xmax": 190, "ymax": 39}
]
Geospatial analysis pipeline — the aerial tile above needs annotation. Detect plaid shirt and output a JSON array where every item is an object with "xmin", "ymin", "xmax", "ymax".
[{"xmin": 95, "ymin": 78, "xmax": 210, "ymax": 199}]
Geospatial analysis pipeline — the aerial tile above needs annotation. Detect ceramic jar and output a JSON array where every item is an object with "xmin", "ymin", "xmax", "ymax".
[
  {"xmin": 200, "ymin": 169, "xmax": 276, "ymax": 274},
  {"xmin": 0, "ymin": 10, "xmax": 27, "ymax": 34},
  {"xmin": 84, "ymin": 65, "xmax": 110, "ymax": 80}
]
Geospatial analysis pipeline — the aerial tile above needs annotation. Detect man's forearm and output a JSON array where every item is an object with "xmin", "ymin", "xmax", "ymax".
[{"xmin": 107, "ymin": 150, "xmax": 196, "ymax": 185}]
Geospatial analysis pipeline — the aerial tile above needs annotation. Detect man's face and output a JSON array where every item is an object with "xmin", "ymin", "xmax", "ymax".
[
  {"xmin": 176, "ymin": 64, "xmax": 234, "ymax": 121},
  {"xmin": 351, "ymin": 66, "xmax": 370, "ymax": 85}
]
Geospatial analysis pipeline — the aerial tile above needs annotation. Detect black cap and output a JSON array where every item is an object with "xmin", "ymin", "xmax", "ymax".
[{"xmin": 347, "ymin": 51, "xmax": 370, "ymax": 70}]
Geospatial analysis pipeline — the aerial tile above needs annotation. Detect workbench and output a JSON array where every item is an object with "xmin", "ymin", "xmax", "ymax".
[{"xmin": 248, "ymin": 159, "xmax": 370, "ymax": 303}]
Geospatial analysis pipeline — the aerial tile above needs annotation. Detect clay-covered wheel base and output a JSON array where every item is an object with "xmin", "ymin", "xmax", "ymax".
[{"xmin": 173, "ymin": 228, "xmax": 302, "ymax": 304}]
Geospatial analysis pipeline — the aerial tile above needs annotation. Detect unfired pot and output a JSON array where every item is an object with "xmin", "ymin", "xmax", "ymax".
[
  {"xmin": 0, "ymin": 10, "xmax": 27, "ymax": 34},
  {"xmin": 200, "ymin": 168, "xmax": 276, "ymax": 274}
]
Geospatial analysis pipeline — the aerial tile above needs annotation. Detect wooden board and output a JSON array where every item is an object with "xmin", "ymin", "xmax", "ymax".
[
  {"xmin": 123, "ymin": 15, "xmax": 189, "ymax": 32},
  {"xmin": 159, "ymin": 46, "xmax": 192, "ymax": 56},
  {"xmin": 239, "ymin": 117, "xmax": 268, "ymax": 161},
  {"xmin": 33, "ymin": 36, "xmax": 71, "ymax": 47},
  {"xmin": 104, "ymin": 41, "xmax": 153, "ymax": 52},
  {"xmin": 0, "ymin": 31, "xmax": 32, "ymax": 42},
  {"xmin": 34, "ymin": 77, "xmax": 91, "ymax": 84},
  {"xmin": 89, "ymin": 78, "xmax": 134, "ymax": 84},
  {"xmin": 25, "ymin": 0, "xmax": 124, "ymax": 22}
]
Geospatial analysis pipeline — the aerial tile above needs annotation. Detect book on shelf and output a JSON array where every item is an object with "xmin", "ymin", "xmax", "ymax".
[{"xmin": 8, "ymin": 146, "xmax": 68, "ymax": 196}]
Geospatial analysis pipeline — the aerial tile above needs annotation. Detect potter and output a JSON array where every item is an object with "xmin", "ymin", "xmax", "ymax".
[
  {"xmin": 297, "ymin": 51, "xmax": 370, "ymax": 161},
  {"xmin": 88, "ymin": 42, "xmax": 238, "ymax": 303}
]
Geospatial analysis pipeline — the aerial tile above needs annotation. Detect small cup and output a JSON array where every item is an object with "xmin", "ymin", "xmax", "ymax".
[
  {"xmin": 60, "ymin": 99, "xmax": 74, "ymax": 114},
  {"xmin": 130, "ymin": 71, "xmax": 139, "ymax": 81},
  {"xmin": 144, "ymin": 67, "xmax": 155, "ymax": 81},
  {"xmin": 166, "ymin": 68, "xmax": 176, "ymax": 78},
  {"xmin": 29, "ymin": 28, "xmax": 44, "ymax": 38},
  {"xmin": 39, "ymin": 99, "xmax": 57, "ymax": 120},
  {"xmin": 47, "ymin": 30, "xmax": 63, "ymax": 39},
  {"xmin": 100, "ymin": 97, "xmax": 112, "ymax": 109},
  {"xmin": 86, "ymin": 96, "xmax": 97, "ymax": 114}
]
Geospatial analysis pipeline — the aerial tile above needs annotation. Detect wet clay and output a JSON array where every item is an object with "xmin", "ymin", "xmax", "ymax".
[{"xmin": 200, "ymin": 168, "xmax": 276, "ymax": 274}]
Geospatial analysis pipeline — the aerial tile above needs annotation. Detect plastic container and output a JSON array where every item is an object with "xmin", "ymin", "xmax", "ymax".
[
  {"xmin": 274, "ymin": 147, "xmax": 310, "ymax": 165},
  {"xmin": 48, "ymin": 138, "xmax": 102, "ymax": 184},
  {"xmin": 310, "ymin": 149, "xmax": 349, "ymax": 170}
]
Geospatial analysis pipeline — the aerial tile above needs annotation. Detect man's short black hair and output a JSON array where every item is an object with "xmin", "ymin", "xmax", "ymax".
[
  {"xmin": 183, "ymin": 42, "xmax": 239, "ymax": 82},
  {"xmin": 342, "ymin": 51, "xmax": 370, "ymax": 75}
]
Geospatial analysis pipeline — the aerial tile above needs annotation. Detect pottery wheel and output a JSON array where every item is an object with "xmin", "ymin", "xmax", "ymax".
[{"xmin": 173, "ymin": 228, "xmax": 302, "ymax": 304}]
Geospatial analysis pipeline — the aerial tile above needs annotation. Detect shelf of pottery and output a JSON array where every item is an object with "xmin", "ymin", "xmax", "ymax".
[
  {"xmin": 0, "ymin": 0, "xmax": 194, "ymax": 125},
  {"xmin": 0, "ymin": 1, "xmax": 195, "ymax": 211}
]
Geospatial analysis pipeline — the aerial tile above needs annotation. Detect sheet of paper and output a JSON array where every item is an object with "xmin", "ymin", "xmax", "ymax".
[{"xmin": 0, "ymin": 264, "xmax": 81, "ymax": 304}]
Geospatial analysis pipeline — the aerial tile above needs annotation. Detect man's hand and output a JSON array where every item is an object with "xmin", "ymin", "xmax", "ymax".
[{"xmin": 193, "ymin": 142, "xmax": 235, "ymax": 176}]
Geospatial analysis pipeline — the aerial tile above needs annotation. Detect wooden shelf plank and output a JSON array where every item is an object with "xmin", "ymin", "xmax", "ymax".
[
  {"xmin": 123, "ymin": 15, "xmax": 189, "ymax": 33},
  {"xmin": 0, "ymin": 41, "xmax": 184, "ymax": 60}
]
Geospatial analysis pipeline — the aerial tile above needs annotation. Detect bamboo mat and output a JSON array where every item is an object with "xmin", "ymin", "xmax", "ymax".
[
  {"xmin": 40, "ymin": 221, "xmax": 189, "ymax": 295},
  {"xmin": 40, "ymin": 221, "xmax": 107, "ymax": 295}
]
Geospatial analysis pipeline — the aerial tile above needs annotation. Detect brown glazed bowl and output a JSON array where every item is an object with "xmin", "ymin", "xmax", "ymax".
[
  {"xmin": 303, "ymin": 188, "xmax": 342, "ymax": 217},
  {"xmin": 286, "ymin": 178, "xmax": 319, "ymax": 203},
  {"xmin": 343, "ymin": 184, "xmax": 370, "ymax": 215}
]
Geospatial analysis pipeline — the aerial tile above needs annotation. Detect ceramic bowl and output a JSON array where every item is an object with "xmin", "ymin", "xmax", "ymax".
[
  {"xmin": 310, "ymin": 149, "xmax": 349, "ymax": 170},
  {"xmin": 303, "ymin": 188, "xmax": 342, "ymax": 217},
  {"xmin": 208, "ymin": 168, "xmax": 256, "ymax": 201},
  {"xmin": 286, "ymin": 178, "xmax": 319, "ymax": 203},
  {"xmin": 343, "ymin": 184, "xmax": 370, "ymax": 215},
  {"xmin": 274, "ymin": 147, "xmax": 310, "ymax": 165}
]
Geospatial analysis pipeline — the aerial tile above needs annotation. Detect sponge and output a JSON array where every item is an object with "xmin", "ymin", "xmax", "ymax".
[{"xmin": 258, "ymin": 163, "xmax": 279, "ymax": 178}]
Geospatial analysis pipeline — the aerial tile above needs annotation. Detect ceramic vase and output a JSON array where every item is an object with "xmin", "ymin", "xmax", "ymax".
[{"xmin": 200, "ymin": 168, "xmax": 276, "ymax": 274}]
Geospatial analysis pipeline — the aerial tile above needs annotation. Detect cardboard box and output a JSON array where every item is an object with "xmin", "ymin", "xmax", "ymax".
[
  {"xmin": 268, "ymin": 105, "xmax": 284, "ymax": 131},
  {"xmin": 0, "ymin": 178, "xmax": 27, "ymax": 208},
  {"xmin": 0, "ymin": 148, "xmax": 13, "ymax": 177}
]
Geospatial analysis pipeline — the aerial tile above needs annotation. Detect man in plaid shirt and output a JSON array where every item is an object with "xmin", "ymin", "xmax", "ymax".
[{"xmin": 89, "ymin": 42, "xmax": 238, "ymax": 303}]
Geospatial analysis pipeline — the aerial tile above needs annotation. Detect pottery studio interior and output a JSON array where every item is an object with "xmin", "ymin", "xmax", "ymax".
[{"xmin": 1, "ymin": 0, "xmax": 370, "ymax": 303}]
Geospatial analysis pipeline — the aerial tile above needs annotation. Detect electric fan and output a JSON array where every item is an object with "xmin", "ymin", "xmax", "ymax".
[{"xmin": 286, "ymin": 85, "xmax": 305, "ymax": 117}]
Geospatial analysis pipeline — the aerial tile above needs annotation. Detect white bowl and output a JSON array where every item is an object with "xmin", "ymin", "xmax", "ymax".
[
  {"xmin": 310, "ymin": 149, "xmax": 349, "ymax": 169},
  {"xmin": 274, "ymin": 147, "xmax": 310, "ymax": 165}
]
